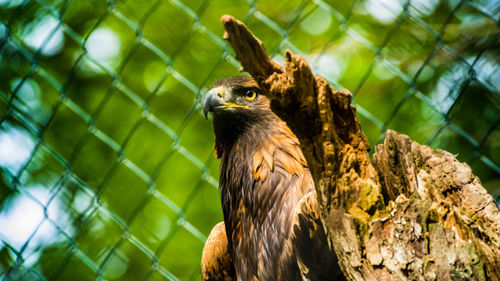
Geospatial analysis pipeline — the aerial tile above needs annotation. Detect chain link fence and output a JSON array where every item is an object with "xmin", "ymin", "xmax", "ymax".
[{"xmin": 0, "ymin": 0, "xmax": 498, "ymax": 280}]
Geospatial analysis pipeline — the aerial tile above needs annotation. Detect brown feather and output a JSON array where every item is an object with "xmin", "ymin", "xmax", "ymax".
[
  {"xmin": 292, "ymin": 192, "xmax": 347, "ymax": 281},
  {"xmin": 252, "ymin": 152, "xmax": 264, "ymax": 180},
  {"xmin": 261, "ymin": 146, "xmax": 274, "ymax": 172},
  {"xmin": 201, "ymin": 222, "xmax": 235, "ymax": 281}
]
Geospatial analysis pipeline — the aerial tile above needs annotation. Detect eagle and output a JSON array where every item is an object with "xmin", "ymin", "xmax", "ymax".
[{"xmin": 201, "ymin": 76, "xmax": 344, "ymax": 281}]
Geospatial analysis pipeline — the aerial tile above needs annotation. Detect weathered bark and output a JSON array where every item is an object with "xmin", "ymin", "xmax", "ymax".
[{"xmin": 221, "ymin": 15, "xmax": 500, "ymax": 280}]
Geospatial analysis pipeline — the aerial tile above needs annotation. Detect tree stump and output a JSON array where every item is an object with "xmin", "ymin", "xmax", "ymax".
[{"xmin": 221, "ymin": 15, "xmax": 500, "ymax": 281}]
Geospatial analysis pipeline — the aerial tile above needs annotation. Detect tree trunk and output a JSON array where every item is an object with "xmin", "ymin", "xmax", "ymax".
[{"xmin": 221, "ymin": 15, "xmax": 500, "ymax": 280}]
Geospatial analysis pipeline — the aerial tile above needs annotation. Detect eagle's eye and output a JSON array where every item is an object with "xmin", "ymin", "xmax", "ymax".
[{"xmin": 243, "ymin": 89, "xmax": 257, "ymax": 100}]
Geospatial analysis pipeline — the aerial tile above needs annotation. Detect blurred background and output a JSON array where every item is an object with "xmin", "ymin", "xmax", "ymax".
[{"xmin": 0, "ymin": 0, "xmax": 498, "ymax": 280}]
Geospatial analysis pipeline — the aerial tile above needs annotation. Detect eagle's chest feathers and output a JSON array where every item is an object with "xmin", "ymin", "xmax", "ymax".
[{"xmin": 219, "ymin": 127, "xmax": 312, "ymax": 280}]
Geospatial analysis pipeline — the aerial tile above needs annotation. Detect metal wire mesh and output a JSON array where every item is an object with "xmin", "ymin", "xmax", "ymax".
[{"xmin": 0, "ymin": 0, "xmax": 498, "ymax": 280}]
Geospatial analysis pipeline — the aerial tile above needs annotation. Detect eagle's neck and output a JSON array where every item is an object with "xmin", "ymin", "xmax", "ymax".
[{"xmin": 212, "ymin": 110, "xmax": 271, "ymax": 159}]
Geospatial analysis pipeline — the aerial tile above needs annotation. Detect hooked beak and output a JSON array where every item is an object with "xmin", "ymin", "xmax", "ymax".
[{"xmin": 203, "ymin": 87, "xmax": 225, "ymax": 119}]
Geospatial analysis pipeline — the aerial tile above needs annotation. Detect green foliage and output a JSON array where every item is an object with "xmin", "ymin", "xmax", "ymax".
[{"xmin": 0, "ymin": 0, "xmax": 499, "ymax": 280}]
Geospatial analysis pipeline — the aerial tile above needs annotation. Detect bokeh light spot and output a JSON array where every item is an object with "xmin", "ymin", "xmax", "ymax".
[
  {"xmin": 300, "ymin": 7, "xmax": 332, "ymax": 35},
  {"xmin": 22, "ymin": 15, "xmax": 65, "ymax": 56}
]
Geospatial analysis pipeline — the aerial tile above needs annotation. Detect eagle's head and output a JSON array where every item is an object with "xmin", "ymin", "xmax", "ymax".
[
  {"xmin": 203, "ymin": 76, "xmax": 269, "ymax": 120},
  {"xmin": 203, "ymin": 76, "xmax": 277, "ymax": 158}
]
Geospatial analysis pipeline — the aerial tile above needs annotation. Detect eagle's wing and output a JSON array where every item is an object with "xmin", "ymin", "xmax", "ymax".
[
  {"xmin": 292, "ymin": 191, "xmax": 346, "ymax": 281},
  {"xmin": 201, "ymin": 222, "xmax": 235, "ymax": 281}
]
